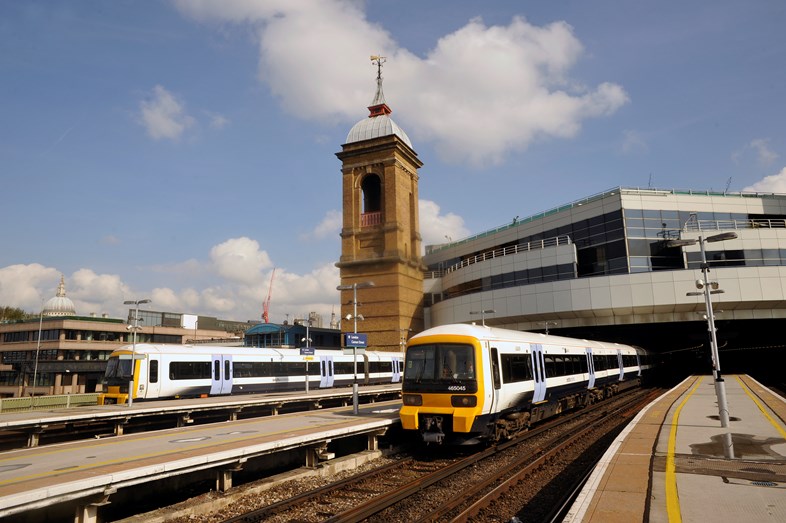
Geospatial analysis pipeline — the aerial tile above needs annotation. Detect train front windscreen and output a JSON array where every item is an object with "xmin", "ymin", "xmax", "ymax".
[
  {"xmin": 403, "ymin": 343, "xmax": 478, "ymax": 393},
  {"xmin": 102, "ymin": 356, "xmax": 132, "ymax": 387}
]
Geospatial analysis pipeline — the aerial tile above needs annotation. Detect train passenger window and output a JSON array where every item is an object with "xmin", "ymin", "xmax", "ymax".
[
  {"xmin": 149, "ymin": 360, "xmax": 158, "ymax": 383},
  {"xmin": 543, "ymin": 356, "xmax": 557, "ymax": 378},
  {"xmin": 170, "ymin": 362, "xmax": 211, "ymax": 380},
  {"xmin": 500, "ymin": 353, "xmax": 533, "ymax": 383}
]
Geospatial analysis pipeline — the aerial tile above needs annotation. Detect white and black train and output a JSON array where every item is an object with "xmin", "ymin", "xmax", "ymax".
[
  {"xmin": 399, "ymin": 324, "xmax": 653, "ymax": 444},
  {"xmin": 99, "ymin": 344, "xmax": 403, "ymax": 404}
]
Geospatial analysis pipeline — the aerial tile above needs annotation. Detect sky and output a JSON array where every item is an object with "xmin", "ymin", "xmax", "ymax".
[{"xmin": 1, "ymin": 0, "xmax": 785, "ymax": 324}]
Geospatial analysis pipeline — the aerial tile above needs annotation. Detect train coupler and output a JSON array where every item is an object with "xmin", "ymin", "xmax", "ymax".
[{"xmin": 421, "ymin": 416, "xmax": 445, "ymax": 444}]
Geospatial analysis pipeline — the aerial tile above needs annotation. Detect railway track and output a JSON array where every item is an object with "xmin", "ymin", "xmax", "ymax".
[{"xmin": 219, "ymin": 388, "xmax": 662, "ymax": 523}]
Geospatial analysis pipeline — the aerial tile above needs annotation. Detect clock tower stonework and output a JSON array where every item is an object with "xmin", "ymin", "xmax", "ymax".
[{"xmin": 336, "ymin": 57, "xmax": 425, "ymax": 352}]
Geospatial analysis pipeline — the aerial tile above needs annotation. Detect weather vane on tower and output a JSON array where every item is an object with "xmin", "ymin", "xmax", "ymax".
[
  {"xmin": 370, "ymin": 54, "xmax": 386, "ymax": 81},
  {"xmin": 367, "ymin": 55, "xmax": 391, "ymax": 116}
]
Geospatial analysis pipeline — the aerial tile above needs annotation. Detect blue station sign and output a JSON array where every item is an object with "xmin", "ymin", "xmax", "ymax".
[
  {"xmin": 299, "ymin": 347, "xmax": 315, "ymax": 356},
  {"xmin": 344, "ymin": 333, "xmax": 368, "ymax": 348}
]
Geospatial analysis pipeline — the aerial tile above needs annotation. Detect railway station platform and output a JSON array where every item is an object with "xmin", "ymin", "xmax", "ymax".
[
  {"xmin": 565, "ymin": 375, "xmax": 786, "ymax": 522},
  {"xmin": 0, "ymin": 399, "xmax": 401, "ymax": 522},
  {"xmin": 0, "ymin": 383, "xmax": 401, "ymax": 448}
]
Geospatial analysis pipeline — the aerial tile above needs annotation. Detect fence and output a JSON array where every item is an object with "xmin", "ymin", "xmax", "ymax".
[{"xmin": 0, "ymin": 393, "xmax": 100, "ymax": 413}]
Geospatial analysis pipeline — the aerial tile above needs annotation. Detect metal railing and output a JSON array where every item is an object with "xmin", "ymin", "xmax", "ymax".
[
  {"xmin": 0, "ymin": 393, "xmax": 100, "ymax": 413},
  {"xmin": 685, "ymin": 218, "xmax": 786, "ymax": 232},
  {"xmin": 428, "ymin": 186, "xmax": 786, "ymax": 254},
  {"xmin": 440, "ymin": 235, "xmax": 572, "ymax": 275},
  {"xmin": 361, "ymin": 211, "xmax": 382, "ymax": 227}
]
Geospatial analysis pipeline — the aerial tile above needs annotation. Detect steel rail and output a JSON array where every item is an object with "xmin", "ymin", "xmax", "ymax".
[{"xmin": 450, "ymin": 389, "xmax": 661, "ymax": 522}]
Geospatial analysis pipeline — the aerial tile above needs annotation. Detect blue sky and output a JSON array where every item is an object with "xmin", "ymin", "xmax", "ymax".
[{"xmin": 1, "ymin": 0, "xmax": 784, "ymax": 324}]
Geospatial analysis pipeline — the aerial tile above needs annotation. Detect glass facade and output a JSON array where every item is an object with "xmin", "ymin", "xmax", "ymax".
[{"xmin": 428, "ymin": 197, "xmax": 786, "ymax": 304}]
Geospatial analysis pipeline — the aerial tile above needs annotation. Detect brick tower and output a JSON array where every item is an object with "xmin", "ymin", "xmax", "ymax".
[{"xmin": 336, "ymin": 56, "xmax": 425, "ymax": 352}]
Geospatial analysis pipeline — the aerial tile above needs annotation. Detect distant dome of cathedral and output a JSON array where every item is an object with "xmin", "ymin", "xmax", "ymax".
[
  {"xmin": 345, "ymin": 56, "xmax": 413, "ymax": 149},
  {"xmin": 43, "ymin": 275, "xmax": 76, "ymax": 317}
]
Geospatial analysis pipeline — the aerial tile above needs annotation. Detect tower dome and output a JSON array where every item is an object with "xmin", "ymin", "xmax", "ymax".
[
  {"xmin": 43, "ymin": 275, "xmax": 76, "ymax": 317},
  {"xmin": 345, "ymin": 56, "xmax": 412, "ymax": 148}
]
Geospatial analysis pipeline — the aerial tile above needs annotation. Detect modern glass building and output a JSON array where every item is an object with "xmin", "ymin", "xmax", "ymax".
[{"xmin": 422, "ymin": 187, "xmax": 786, "ymax": 374}]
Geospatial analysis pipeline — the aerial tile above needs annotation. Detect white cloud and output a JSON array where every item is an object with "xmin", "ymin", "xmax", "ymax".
[
  {"xmin": 0, "ymin": 264, "xmax": 61, "ymax": 310},
  {"xmin": 305, "ymin": 209, "xmax": 342, "ymax": 240},
  {"xmin": 733, "ymin": 138, "xmax": 779, "ymax": 167},
  {"xmin": 174, "ymin": 2, "xmax": 628, "ymax": 166},
  {"xmin": 139, "ymin": 85, "xmax": 196, "ymax": 140},
  {"xmin": 418, "ymin": 199, "xmax": 471, "ymax": 249},
  {"xmin": 743, "ymin": 167, "xmax": 786, "ymax": 193},
  {"xmin": 750, "ymin": 138, "xmax": 778, "ymax": 166},
  {"xmin": 100, "ymin": 234, "xmax": 121, "ymax": 245},
  {"xmin": 621, "ymin": 129, "xmax": 648, "ymax": 154},
  {"xmin": 207, "ymin": 112, "xmax": 230, "ymax": 129},
  {"xmin": 210, "ymin": 237, "xmax": 273, "ymax": 284}
]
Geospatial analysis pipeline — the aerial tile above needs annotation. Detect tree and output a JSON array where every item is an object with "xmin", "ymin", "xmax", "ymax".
[{"xmin": 0, "ymin": 306, "xmax": 31, "ymax": 322}]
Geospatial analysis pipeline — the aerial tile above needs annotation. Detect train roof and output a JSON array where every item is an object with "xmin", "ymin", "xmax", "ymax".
[
  {"xmin": 107, "ymin": 344, "xmax": 401, "ymax": 358},
  {"xmin": 410, "ymin": 324, "xmax": 644, "ymax": 353}
]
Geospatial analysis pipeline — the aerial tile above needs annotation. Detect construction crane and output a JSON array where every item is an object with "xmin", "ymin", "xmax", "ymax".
[{"xmin": 262, "ymin": 268, "xmax": 276, "ymax": 323}]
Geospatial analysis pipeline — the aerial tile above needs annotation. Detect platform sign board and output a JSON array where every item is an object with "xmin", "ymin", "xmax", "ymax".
[
  {"xmin": 344, "ymin": 333, "xmax": 368, "ymax": 348},
  {"xmin": 299, "ymin": 347, "xmax": 315, "ymax": 356}
]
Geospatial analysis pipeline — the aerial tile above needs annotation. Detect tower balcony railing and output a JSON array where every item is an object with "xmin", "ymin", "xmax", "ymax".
[{"xmin": 361, "ymin": 211, "xmax": 382, "ymax": 227}]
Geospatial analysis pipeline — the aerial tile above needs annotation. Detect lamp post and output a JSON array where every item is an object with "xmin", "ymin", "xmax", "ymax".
[
  {"xmin": 29, "ymin": 300, "xmax": 44, "ymax": 400},
  {"xmin": 301, "ymin": 320, "xmax": 312, "ymax": 394},
  {"xmin": 123, "ymin": 299, "xmax": 151, "ymax": 407},
  {"xmin": 470, "ymin": 309, "xmax": 495, "ymax": 327},
  {"xmin": 337, "ymin": 281, "xmax": 375, "ymax": 414},
  {"xmin": 540, "ymin": 321, "xmax": 558, "ymax": 335},
  {"xmin": 668, "ymin": 227, "xmax": 737, "ymax": 429},
  {"xmin": 399, "ymin": 328, "xmax": 412, "ymax": 350}
]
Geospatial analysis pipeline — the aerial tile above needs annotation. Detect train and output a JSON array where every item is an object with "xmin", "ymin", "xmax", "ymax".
[
  {"xmin": 99, "ymin": 344, "xmax": 404, "ymax": 404},
  {"xmin": 399, "ymin": 324, "xmax": 653, "ymax": 445}
]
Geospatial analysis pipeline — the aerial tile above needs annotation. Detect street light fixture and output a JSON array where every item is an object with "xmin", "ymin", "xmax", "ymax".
[
  {"xmin": 540, "ymin": 320, "xmax": 558, "ymax": 335},
  {"xmin": 470, "ymin": 309, "xmax": 495, "ymax": 327},
  {"xmin": 337, "ymin": 281, "xmax": 375, "ymax": 414},
  {"xmin": 123, "ymin": 299, "xmax": 151, "ymax": 407},
  {"xmin": 667, "ymin": 228, "xmax": 737, "ymax": 429}
]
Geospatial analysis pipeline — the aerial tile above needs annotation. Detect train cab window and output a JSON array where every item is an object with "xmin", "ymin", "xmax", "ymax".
[
  {"xmin": 149, "ymin": 360, "xmax": 158, "ymax": 383},
  {"xmin": 491, "ymin": 348, "xmax": 501, "ymax": 390},
  {"xmin": 403, "ymin": 343, "xmax": 474, "ymax": 381}
]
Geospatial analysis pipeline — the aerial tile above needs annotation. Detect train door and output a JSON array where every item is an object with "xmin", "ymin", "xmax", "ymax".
[
  {"xmin": 585, "ymin": 348, "xmax": 595, "ymax": 389},
  {"xmin": 210, "ymin": 356, "xmax": 222, "ymax": 395},
  {"xmin": 221, "ymin": 356, "xmax": 233, "ymax": 394},
  {"xmin": 210, "ymin": 355, "xmax": 233, "ymax": 395},
  {"xmin": 146, "ymin": 355, "xmax": 161, "ymax": 398},
  {"xmin": 616, "ymin": 350, "xmax": 624, "ymax": 381},
  {"xmin": 489, "ymin": 345, "xmax": 501, "ymax": 416},
  {"xmin": 320, "ymin": 356, "xmax": 334, "ymax": 388},
  {"xmin": 391, "ymin": 358, "xmax": 402, "ymax": 383},
  {"xmin": 531, "ymin": 344, "xmax": 547, "ymax": 402}
]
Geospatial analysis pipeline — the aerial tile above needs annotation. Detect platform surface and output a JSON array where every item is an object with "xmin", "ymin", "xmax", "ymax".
[
  {"xmin": 565, "ymin": 375, "xmax": 786, "ymax": 523},
  {"xmin": 0, "ymin": 400, "xmax": 400, "ymax": 518}
]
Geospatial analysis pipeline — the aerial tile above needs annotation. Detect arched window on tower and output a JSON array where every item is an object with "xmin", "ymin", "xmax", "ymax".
[{"xmin": 361, "ymin": 174, "xmax": 382, "ymax": 227}]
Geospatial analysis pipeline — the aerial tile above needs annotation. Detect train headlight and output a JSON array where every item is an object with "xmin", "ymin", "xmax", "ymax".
[
  {"xmin": 402, "ymin": 394, "xmax": 423, "ymax": 406},
  {"xmin": 451, "ymin": 395, "xmax": 477, "ymax": 407}
]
